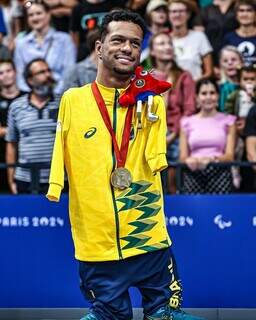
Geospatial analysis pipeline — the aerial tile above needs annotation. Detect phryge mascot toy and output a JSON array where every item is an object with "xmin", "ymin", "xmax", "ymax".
[{"xmin": 119, "ymin": 66, "xmax": 172, "ymax": 128}]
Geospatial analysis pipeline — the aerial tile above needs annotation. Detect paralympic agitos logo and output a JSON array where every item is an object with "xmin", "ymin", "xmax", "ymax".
[{"xmin": 84, "ymin": 127, "xmax": 97, "ymax": 139}]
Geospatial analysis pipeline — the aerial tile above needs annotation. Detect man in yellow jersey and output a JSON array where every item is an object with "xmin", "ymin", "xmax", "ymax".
[{"xmin": 47, "ymin": 10, "xmax": 204, "ymax": 320}]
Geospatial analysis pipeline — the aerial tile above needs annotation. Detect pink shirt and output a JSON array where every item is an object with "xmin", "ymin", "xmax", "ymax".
[{"xmin": 181, "ymin": 112, "xmax": 236, "ymax": 157}]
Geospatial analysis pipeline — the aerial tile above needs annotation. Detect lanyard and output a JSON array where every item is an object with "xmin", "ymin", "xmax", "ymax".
[{"xmin": 91, "ymin": 82, "xmax": 133, "ymax": 168}]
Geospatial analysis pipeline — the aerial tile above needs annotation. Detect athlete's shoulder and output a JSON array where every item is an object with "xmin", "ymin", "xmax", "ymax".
[{"xmin": 62, "ymin": 84, "xmax": 92, "ymax": 99}]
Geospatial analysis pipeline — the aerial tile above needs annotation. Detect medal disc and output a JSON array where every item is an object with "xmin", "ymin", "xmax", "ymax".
[{"xmin": 111, "ymin": 167, "xmax": 132, "ymax": 190}]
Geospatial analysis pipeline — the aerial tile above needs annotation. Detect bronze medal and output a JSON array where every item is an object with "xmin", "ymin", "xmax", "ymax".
[{"xmin": 111, "ymin": 167, "xmax": 132, "ymax": 190}]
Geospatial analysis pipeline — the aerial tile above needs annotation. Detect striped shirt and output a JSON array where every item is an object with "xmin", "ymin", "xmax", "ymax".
[{"xmin": 6, "ymin": 94, "xmax": 60, "ymax": 183}]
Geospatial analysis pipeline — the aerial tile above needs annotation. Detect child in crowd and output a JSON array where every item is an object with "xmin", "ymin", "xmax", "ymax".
[
  {"xmin": 218, "ymin": 45, "xmax": 243, "ymax": 111},
  {"xmin": 225, "ymin": 65, "xmax": 256, "ymax": 189}
]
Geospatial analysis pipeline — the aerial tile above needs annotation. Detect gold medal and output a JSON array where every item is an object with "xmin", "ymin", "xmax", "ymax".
[{"xmin": 111, "ymin": 167, "xmax": 132, "ymax": 190}]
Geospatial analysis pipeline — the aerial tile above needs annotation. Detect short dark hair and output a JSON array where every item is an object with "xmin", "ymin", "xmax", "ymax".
[
  {"xmin": 23, "ymin": 58, "xmax": 48, "ymax": 82},
  {"xmin": 235, "ymin": 0, "xmax": 256, "ymax": 12},
  {"xmin": 86, "ymin": 27, "xmax": 101, "ymax": 54},
  {"xmin": 0, "ymin": 59, "xmax": 16, "ymax": 71},
  {"xmin": 196, "ymin": 77, "xmax": 219, "ymax": 95},
  {"xmin": 100, "ymin": 10, "xmax": 147, "ymax": 41},
  {"xmin": 238, "ymin": 65, "xmax": 256, "ymax": 81}
]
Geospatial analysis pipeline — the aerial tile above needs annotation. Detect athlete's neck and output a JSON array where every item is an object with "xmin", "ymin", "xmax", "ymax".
[{"xmin": 96, "ymin": 66, "xmax": 131, "ymax": 89}]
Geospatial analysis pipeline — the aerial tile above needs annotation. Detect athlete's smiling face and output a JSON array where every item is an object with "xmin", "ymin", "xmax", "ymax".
[{"xmin": 96, "ymin": 21, "xmax": 143, "ymax": 77}]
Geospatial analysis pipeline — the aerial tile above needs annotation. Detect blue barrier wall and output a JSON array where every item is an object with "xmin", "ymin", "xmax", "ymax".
[{"xmin": 1, "ymin": 195, "xmax": 256, "ymax": 308}]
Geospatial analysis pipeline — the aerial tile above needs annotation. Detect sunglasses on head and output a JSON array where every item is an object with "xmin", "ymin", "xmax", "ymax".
[{"xmin": 24, "ymin": 0, "xmax": 46, "ymax": 9}]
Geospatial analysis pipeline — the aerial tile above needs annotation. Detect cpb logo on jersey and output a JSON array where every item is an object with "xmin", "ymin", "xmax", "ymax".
[{"xmin": 84, "ymin": 127, "xmax": 97, "ymax": 139}]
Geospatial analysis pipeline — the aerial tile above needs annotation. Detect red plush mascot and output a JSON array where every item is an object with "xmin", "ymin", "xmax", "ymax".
[{"xmin": 119, "ymin": 66, "xmax": 172, "ymax": 127}]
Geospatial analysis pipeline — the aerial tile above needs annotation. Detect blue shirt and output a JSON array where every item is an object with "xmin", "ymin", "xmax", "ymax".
[
  {"xmin": 223, "ymin": 31, "xmax": 256, "ymax": 66},
  {"xmin": 0, "ymin": 8, "xmax": 7, "ymax": 35},
  {"xmin": 14, "ymin": 28, "xmax": 76, "ymax": 94}
]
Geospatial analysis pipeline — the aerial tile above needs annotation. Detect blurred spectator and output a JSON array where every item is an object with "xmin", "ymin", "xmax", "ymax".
[
  {"xmin": 222, "ymin": 0, "xmax": 256, "ymax": 66},
  {"xmin": 245, "ymin": 106, "xmax": 256, "ymax": 162},
  {"xmin": 197, "ymin": 0, "xmax": 238, "ymax": 66},
  {"xmin": 63, "ymin": 27, "xmax": 100, "ymax": 91},
  {"xmin": 225, "ymin": 65, "xmax": 256, "ymax": 190},
  {"xmin": 0, "ymin": 59, "xmax": 25, "ymax": 192},
  {"xmin": 125, "ymin": 0, "xmax": 149, "ymax": 17},
  {"xmin": 168, "ymin": 0, "xmax": 213, "ymax": 81},
  {"xmin": 44, "ymin": 0, "xmax": 78, "ymax": 33},
  {"xmin": 5, "ymin": 58, "xmax": 60, "ymax": 194},
  {"xmin": 179, "ymin": 78, "xmax": 236, "ymax": 194},
  {"xmin": 218, "ymin": 45, "xmax": 243, "ymax": 111},
  {"xmin": 141, "ymin": 0, "xmax": 169, "ymax": 64},
  {"xmin": 0, "ymin": 7, "xmax": 7, "ymax": 36},
  {"xmin": 244, "ymin": 103, "xmax": 256, "ymax": 191},
  {"xmin": 14, "ymin": 0, "xmax": 76, "ymax": 94},
  {"xmin": 149, "ymin": 31, "xmax": 196, "ymax": 193},
  {"xmin": 1, "ymin": 0, "xmax": 24, "ymax": 51},
  {"xmin": 225, "ymin": 65, "xmax": 256, "ymax": 127},
  {"xmin": 198, "ymin": 0, "xmax": 212, "ymax": 8},
  {"xmin": 0, "ymin": 8, "xmax": 11, "ymax": 60},
  {"xmin": 70, "ymin": 0, "xmax": 126, "ymax": 61}
]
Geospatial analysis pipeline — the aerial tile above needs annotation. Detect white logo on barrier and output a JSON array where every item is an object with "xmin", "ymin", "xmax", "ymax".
[
  {"xmin": 214, "ymin": 214, "xmax": 232, "ymax": 229},
  {"xmin": 166, "ymin": 216, "xmax": 193, "ymax": 227},
  {"xmin": 0, "ymin": 216, "xmax": 64, "ymax": 228},
  {"xmin": 252, "ymin": 217, "xmax": 256, "ymax": 226}
]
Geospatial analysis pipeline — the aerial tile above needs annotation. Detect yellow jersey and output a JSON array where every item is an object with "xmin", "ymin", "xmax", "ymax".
[{"xmin": 46, "ymin": 82, "xmax": 171, "ymax": 261}]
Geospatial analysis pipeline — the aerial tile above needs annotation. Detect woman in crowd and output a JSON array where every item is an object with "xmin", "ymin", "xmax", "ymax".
[
  {"xmin": 218, "ymin": 45, "xmax": 243, "ymax": 111},
  {"xmin": 168, "ymin": 0, "xmax": 213, "ymax": 81},
  {"xmin": 149, "ymin": 31, "xmax": 196, "ymax": 193},
  {"xmin": 179, "ymin": 78, "xmax": 236, "ymax": 194},
  {"xmin": 14, "ymin": 0, "xmax": 76, "ymax": 94}
]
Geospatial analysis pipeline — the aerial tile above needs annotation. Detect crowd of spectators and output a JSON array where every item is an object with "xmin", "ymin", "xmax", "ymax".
[{"xmin": 0, "ymin": 0, "xmax": 256, "ymax": 195}]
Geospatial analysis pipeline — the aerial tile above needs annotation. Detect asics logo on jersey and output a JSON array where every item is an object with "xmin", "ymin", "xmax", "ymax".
[{"xmin": 84, "ymin": 127, "xmax": 97, "ymax": 139}]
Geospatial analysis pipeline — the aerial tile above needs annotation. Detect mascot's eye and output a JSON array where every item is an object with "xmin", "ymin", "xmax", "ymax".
[
  {"xmin": 140, "ymin": 70, "xmax": 148, "ymax": 76},
  {"xmin": 135, "ymin": 79, "xmax": 145, "ymax": 88}
]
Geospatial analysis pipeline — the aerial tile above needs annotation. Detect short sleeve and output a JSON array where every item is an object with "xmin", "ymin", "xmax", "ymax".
[
  {"xmin": 180, "ymin": 116, "xmax": 190, "ymax": 135},
  {"xmin": 198, "ymin": 31, "xmax": 213, "ymax": 57},
  {"xmin": 225, "ymin": 114, "xmax": 236, "ymax": 127},
  {"xmin": 5, "ymin": 102, "xmax": 19, "ymax": 142},
  {"xmin": 145, "ymin": 95, "xmax": 168, "ymax": 173}
]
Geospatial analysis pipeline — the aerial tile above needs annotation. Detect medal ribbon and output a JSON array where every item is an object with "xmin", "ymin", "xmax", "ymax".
[{"xmin": 91, "ymin": 81, "xmax": 133, "ymax": 168}]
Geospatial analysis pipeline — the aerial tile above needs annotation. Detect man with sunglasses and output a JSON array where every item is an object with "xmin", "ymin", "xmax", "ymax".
[{"xmin": 5, "ymin": 58, "xmax": 60, "ymax": 194}]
